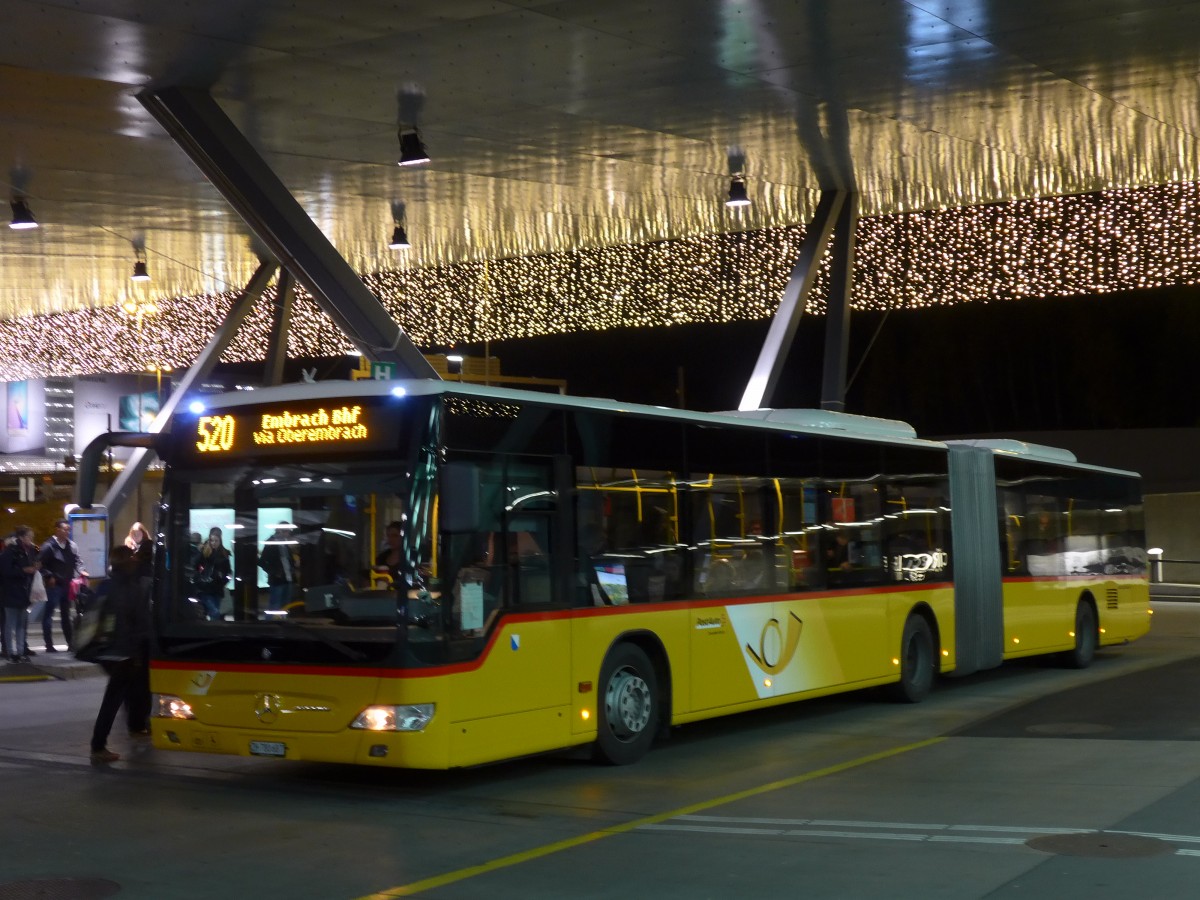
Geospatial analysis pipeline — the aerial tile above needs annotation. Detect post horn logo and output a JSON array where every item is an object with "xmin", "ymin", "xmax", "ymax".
[
  {"xmin": 254, "ymin": 693, "xmax": 282, "ymax": 725},
  {"xmin": 745, "ymin": 611, "xmax": 803, "ymax": 675}
]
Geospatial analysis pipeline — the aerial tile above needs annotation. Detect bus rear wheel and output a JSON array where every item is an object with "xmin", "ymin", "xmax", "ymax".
[
  {"xmin": 885, "ymin": 614, "xmax": 936, "ymax": 703},
  {"xmin": 1060, "ymin": 600, "xmax": 1098, "ymax": 669},
  {"xmin": 594, "ymin": 643, "xmax": 659, "ymax": 765}
]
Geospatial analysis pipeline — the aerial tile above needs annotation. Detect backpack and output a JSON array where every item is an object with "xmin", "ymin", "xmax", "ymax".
[{"xmin": 73, "ymin": 579, "xmax": 116, "ymax": 663}]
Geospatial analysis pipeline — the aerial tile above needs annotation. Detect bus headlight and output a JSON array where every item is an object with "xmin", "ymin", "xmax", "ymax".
[
  {"xmin": 154, "ymin": 694, "xmax": 195, "ymax": 720},
  {"xmin": 351, "ymin": 704, "xmax": 435, "ymax": 732}
]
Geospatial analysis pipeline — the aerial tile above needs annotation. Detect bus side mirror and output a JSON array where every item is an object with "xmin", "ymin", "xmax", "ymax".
[{"xmin": 440, "ymin": 462, "xmax": 481, "ymax": 533}]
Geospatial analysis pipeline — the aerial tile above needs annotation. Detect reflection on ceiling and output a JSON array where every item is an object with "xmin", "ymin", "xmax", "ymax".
[
  {"xmin": 0, "ymin": 178, "xmax": 1196, "ymax": 383},
  {"xmin": 3, "ymin": 1, "xmax": 1200, "ymax": 323}
]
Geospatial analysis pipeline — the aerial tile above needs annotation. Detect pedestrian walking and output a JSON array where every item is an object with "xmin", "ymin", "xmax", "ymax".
[{"xmin": 89, "ymin": 545, "xmax": 152, "ymax": 763}]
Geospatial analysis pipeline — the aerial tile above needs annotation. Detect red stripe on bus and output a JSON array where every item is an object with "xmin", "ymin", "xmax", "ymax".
[{"xmin": 152, "ymin": 581, "xmax": 952, "ymax": 680}]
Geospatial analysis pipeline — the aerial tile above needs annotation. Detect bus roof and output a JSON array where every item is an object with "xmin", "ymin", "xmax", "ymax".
[
  {"xmin": 946, "ymin": 439, "xmax": 1139, "ymax": 479},
  {"xmin": 188, "ymin": 378, "xmax": 1139, "ymax": 477},
  {"xmin": 191, "ymin": 378, "xmax": 946, "ymax": 451}
]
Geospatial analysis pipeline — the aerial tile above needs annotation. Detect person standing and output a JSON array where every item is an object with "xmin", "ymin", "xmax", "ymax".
[
  {"xmin": 258, "ymin": 522, "xmax": 297, "ymax": 611},
  {"xmin": 38, "ymin": 518, "xmax": 87, "ymax": 652},
  {"xmin": 89, "ymin": 545, "xmax": 153, "ymax": 763},
  {"xmin": 124, "ymin": 521, "xmax": 154, "ymax": 577},
  {"xmin": 193, "ymin": 527, "xmax": 231, "ymax": 621},
  {"xmin": 1, "ymin": 526, "xmax": 41, "ymax": 662}
]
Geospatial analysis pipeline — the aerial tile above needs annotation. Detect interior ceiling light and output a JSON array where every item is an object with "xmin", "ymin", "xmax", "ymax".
[
  {"xmin": 9, "ymin": 197, "xmax": 37, "ymax": 230},
  {"xmin": 726, "ymin": 178, "xmax": 751, "ymax": 208},
  {"xmin": 398, "ymin": 129, "xmax": 430, "ymax": 167},
  {"xmin": 388, "ymin": 225, "xmax": 411, "ymax": 250},
  {"xmin": 131, "ymin": 260, "xmax": 150, "ymax": 281}
]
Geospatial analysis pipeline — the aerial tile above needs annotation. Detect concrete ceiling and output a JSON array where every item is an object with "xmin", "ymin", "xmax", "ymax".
[{"xmin": 1, "ymin": 0, "xmax": 1199, "ymax": 323}]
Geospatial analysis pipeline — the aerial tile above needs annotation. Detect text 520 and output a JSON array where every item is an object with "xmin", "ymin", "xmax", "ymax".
[{"xmin": 196, "ymin": 415, "xmax": 236, "ymax": 453}]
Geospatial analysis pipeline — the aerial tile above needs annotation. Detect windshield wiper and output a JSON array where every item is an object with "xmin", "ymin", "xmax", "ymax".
[
  {"xmin": 162, "ymin": 619, "xmax": 371, "ymax": 661},
  {"xmin": 269, "ymin": 618, "xmax": 367, "ymax": 661},
  {"xmin": 164, "ymin": 638, "xmax": 233, "ymax": 655}
]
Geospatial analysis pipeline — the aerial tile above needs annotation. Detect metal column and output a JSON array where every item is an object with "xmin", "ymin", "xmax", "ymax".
[
  {"xmin": 137, "ymin": 86, "xmax": 438, "ymax": 380},
  {"xmin": 98, "ymin": 260, "xmax": 278, "ymax": 521},
  {"xmin": 738, "ymin": 190, "xmax": 846, "ymax": 411}
]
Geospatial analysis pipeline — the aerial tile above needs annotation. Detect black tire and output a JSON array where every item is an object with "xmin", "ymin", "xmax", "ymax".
[
  {"xmin": 885, "ymin": 614, "xmax": 936, "ymax": 703},
  {"xmin": 594, "ymin": 643, "xmax": 659, "ymax": 765},
  {"xmin": 1061, "ymin": 601, "xmax": 1098, "ymax": 669}
]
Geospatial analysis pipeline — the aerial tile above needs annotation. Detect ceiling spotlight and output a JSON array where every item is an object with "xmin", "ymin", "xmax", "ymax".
[
  {"xmin": 726, "ymin": 178, "xmax": 751, "ymax": 208},
  {"xmin": 131, "ymin": 260, "xmax": 150, "ymax": 281},
  {"xmin": 398, "ymin": 129, "xmax": 430, "ymax": 166},
  {"xmin": 9, "ymin": 198, "xmax": 37, "ymax": 230},
  {"xmin": 388, "ymin": 225, "xmax": 411, "ymax": 250}
]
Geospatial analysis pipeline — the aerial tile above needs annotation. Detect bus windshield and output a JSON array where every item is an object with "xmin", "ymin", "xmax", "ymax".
[{"xmin": 156, "ymin": 459, "xmax": 441, "ymax": 665}]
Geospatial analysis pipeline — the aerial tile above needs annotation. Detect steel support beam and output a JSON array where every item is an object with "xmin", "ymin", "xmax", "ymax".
[
  {"xmin": 263, "ymin": 268, "xmax": 295, "ymax": 386},
  {"xmin": 97, "ymin": 260, "xmax": 278, "ymax": 522},
  {"xmin": 819, "ymin": 193, "xmax": 859, "ymax": 411},
  {"xmin": 137, "ymin": 86, "xmax": 438, "ymax": 380},
  {"xmin": 738, "ymin": 190, "xmax": 846, "ymax": 411}
]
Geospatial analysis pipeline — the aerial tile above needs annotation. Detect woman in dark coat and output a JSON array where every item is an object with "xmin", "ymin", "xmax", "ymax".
[
  {"xmin": 89, "ymin": 544, "xmax": 153, "ymax": 763},
  {"xmin": 1, "ymin": 526, "xmax": 40, "ymax": 663},
  {"xmin": 193, "ymin": 527, "xmax": 231, "ymax": 621},
  {"xmin": 124, "ymin": 521, "xmax": 154, "ymax": 578}
]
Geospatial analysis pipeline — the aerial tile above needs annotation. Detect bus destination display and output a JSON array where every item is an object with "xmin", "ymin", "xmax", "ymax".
[{"xmin": 188, "ymin": 400, "xmax": 397, "ymax": 460}]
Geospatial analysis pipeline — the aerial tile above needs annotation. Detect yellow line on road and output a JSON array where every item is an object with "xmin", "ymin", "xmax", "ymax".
[{"xmin": 357, "ymin": 736, "xmax": 945, "ymax": 898}]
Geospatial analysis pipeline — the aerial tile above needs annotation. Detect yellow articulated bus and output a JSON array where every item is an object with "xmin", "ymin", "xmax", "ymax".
[{"xmin": 109, "ymin": 380, "xmax": 1148, "ymax": 768}]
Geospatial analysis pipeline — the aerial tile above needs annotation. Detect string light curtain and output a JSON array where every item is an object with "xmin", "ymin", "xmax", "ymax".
[{"xmin": 0, "ymin": 181, "xmax": 1199, "ymax": 382}]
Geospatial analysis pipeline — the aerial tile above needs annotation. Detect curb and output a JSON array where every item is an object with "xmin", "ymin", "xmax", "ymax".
[
  {"xmin": 35, "ymin": 660, "xmax": 106, "ymax": 681},
  {"xmin": 1, "ymin": 658, "xmax": 105, "ymax": 682},
  {"xmin": 0, "ymin": 661, "xmax": 54, "ymax": 683}
]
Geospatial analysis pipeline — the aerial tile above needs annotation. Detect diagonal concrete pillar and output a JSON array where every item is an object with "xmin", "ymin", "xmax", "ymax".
[
  {"xmin": 739, "ymin": 190, "xmax": 846, "ymax": 411},
  {"xmin": 95, "ymin": 260, "xmax": 278, "ymax": 520},
  {"xmin": 263, "ymin": 268, "xmax": 295, "ymax": 386},
  {"xmin": 137, "ymin": 86, "xmax": 438, "ymax": 380},
  {"xmin": 820, "ymin": 193, "xmax": 859, "ymax": 411}
]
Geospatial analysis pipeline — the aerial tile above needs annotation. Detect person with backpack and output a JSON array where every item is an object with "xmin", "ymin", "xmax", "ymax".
[{"xmin": 89, "ymin": 545, "xmax": 152, "ymax": 763}]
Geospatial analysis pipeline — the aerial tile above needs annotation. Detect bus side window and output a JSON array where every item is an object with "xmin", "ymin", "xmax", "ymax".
[{"xmin": 510, "ymin": 529, "xmax": 551, "ymax": 605}]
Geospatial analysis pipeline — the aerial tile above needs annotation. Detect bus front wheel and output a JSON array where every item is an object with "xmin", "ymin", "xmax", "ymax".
[
  {"xmin": 885, "ymin": 614, "xmax": 936, "ymax": 703},
  {"xmin": 594, "ymin": 643, "xmax": 659, "ymax": 765},
  {"xmin": 1061, "ymin": 601, "xmax": 1098, "ymax": 669}
]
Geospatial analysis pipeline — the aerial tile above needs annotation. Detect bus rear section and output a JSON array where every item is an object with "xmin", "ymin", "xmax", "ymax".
[{"xmin": 947, "ymin": 440, "xmax": 1150, "ymax": 678}]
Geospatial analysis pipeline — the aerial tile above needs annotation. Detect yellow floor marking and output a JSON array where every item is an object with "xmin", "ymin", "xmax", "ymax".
[{"xmin": 358, "ymin": 736, "xmax": 945, "ymax": 898}]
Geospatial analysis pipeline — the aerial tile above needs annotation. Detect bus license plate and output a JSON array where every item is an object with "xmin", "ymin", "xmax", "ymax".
[{"xmin": 249, "ymin": 741, "xmax": 286, "ymax": 757}]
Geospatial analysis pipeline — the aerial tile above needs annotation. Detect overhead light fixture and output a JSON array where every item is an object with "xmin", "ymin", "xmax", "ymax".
[
  {"xmin": 9, "ymin": 197, "xmax": 37, "ymax": 230},
  {"xmin": 398, "ymin": 129, "xmax": 430, "ymax": 167},
  {"xmin": 726, "ymin": 178, "xmax": 751, "ymax": 208},
  {"xmin": 131, "ymin": 260, "xmax": 150, "ymax": 281},
  {"xmin": 388, "ymin": 225, "xmax": 411, "ymax": 250}
]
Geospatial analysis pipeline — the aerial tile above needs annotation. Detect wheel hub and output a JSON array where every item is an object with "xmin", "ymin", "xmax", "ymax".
[{"xmin": 606, "ymin": 666, "xmax": 651, "ymax": 739}]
